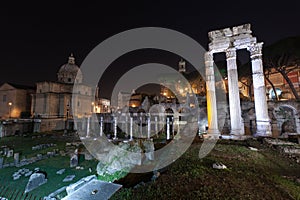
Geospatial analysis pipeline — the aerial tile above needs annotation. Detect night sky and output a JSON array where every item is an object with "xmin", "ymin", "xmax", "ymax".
[{"xmin": 1, "ymin": 1, "xmax": 300, "ymax": 98}]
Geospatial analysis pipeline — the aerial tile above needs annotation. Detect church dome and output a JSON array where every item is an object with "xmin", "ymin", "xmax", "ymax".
[{"xmin": 57, "ymin": 54, "xmax": 83, "ymax": 84}]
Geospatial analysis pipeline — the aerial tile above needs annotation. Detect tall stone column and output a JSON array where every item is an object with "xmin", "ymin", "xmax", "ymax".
[
  {"xmin": 205, "ymin": 52, "xmax": 220, "ymax": 136},
  {"xmin": 248, "ymin": 43, "xmax": 272, "ymax": 136},
  {"xmin": 226, "ymin": 48, "xmax": 243, "ymax": 135}
]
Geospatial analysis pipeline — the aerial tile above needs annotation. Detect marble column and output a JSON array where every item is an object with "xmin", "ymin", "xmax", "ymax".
[
  {"xmin": 205, "ymin": 52, "xmax": 220, "ymax": 136},
  {"xmin": 166, "ymin": 117, "xmax": 170, "ymax": 140},
  {"xmin": 248, "ymin": 43, "xmax": 272, "ymax": 136},
  {"xmin": 226, "ymin": 48, "xmax": 243, "ymax": 135},
  {"xmin": 86, "ymin": 117, "xmax": 90, "ymax": 137},
  {"xmin": 113, "ymin": 117, "xmax": 118, "ymax": 140},
  {"xmin": 100, "ymin": 116, "xmax": 103, "ymax": 137},
  {"xmin": 147, "ymin": 116, "xmax": 151, "ymax": 139},
  {"xmin": 130, "ymin": 117, "xmax": 133, "ymax": 140}
]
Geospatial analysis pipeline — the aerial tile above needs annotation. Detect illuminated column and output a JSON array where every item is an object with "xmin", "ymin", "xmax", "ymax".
[
  {"xmin": 125, "ymin": 115, "xmax": 128, "ymax": 136},
  {"xmin": 248, "ymin": 43, "xmax": 271, "ymax": 136},
  {"xmin": 147, "ymin": 116, "xmax": 151, "ymax": 139},
  {"xmin": 226, "ymin": 48, "xmax": 243, "ymax": 135},
  {"xmin": 113, "ymin": 117, "xmax": 118, "ymax": 140},
  {"xmin": 166, "ymin": 117, "xmax": 170, "ymax": 140},
  {"xmin": 155, "ymin": 116, "xmax": 158, "ymax": 135},
  {"xmin": 130, "ymin": 117, "xmax": 133, "ymax": 140},
  {"xmin": 205, "ymin": 52, "xmax": 220, "ymax": 136},
  {"xmin": 86, "ymin": 117, "xmax": 90, "ymax": 137},
  {"xmin": 100, "ymin": 116, "xmax": 103, "ymax": 137}
]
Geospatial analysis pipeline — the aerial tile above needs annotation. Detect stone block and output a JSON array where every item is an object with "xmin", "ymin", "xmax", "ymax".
[
  {"xmin": 56, "ymin": 168, "xmax": 66, "ymax": 175},
  {"xmin": 63, "ymin": 175, "xmax": 76, "ymax": 182},
  {"xmin": 25, "ymin": 172, "xmax": 47, "ymax": 193}
]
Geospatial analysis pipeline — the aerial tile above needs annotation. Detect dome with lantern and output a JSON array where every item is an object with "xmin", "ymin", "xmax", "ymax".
[{"xmin": 57, "ymin": 54, "xmax": 83, "ymax": 84}]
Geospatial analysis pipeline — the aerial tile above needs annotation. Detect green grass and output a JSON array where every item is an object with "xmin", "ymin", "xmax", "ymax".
[
  {"xmin": 0, "ymin": 133, "xmax": 99, "ymax": 199},
  {"xmin": 1, "ymin": 134, "xmax": 300, "ymax": 199},
  {"xmin": 111, "ymin": 138, "xmax": 300, "ymax": 200}
]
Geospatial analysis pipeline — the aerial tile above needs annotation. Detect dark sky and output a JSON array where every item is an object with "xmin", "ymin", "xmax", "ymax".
[{"xmin": 1, "ymin": 1, "xmax": 300, "ymax": 98}]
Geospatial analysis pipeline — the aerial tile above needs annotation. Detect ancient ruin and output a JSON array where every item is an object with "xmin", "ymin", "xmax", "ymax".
[{"xmin": 205, "ymin": 24, "xmax": 272, "ymax": 138}]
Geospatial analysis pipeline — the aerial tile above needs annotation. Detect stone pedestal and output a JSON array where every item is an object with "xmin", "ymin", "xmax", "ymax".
[
  {"xmin": 205, "ymin": 52, "xmax": 220, "ymax": 136},
  {"xmin": 248, "ymin": 43, "xmax": 272, "ymax": 137}
]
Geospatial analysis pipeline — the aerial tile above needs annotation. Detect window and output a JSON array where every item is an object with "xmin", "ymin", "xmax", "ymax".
[
  {"xmin": 3, "ymin": 95, "xmax": 6, "ymax": 102},
  {"xmin": 77, "ymin": 101, "xmax": 80, "ymax": 107},
  {"xmin": 68, "ymin": 78, "xmax": 72, "ymax": 82}
]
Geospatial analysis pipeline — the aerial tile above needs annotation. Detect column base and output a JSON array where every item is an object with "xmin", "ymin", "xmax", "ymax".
[
  {"xmin": 220, "ymin": 135, "xmax": 252, "ymax": 140},
  {"xmin": 230, "ymin": 129, "xmax": 243, "ymax": 136},
  {"xmin": 253, "ymin": 132, "xmax": 272, "ymax": 138},
  {"xmin": 204, "ymin": 129, "xmax": 221, "ymax": 139},
  {"xmin": 254, "ymin": 122, "xmax": 272, "ymax": 137}
]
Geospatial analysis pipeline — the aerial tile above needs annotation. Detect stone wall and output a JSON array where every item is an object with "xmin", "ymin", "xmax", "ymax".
[
  {"xmin": 240, "ymin": 100, "xmax": 300, "ymax": 137},
  {"xmin": 0, "ymin": 119, "xmax": 33, "ymax": 137}
]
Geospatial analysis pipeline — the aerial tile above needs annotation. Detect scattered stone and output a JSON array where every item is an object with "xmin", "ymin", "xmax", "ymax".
[
  {"xmin": 283, "ymin": 147, "xmax": 300, "ymax": 155},
  {"xmin": 25, "ymin": 172, "xmax": 47, "ymax": 193},
  {"xmin": 70, "ymin": 154, "xmax": 78, "ymax": 168},
  {"xmin": 63, "ymin": 175, "xmax": 76, "ymax": 182},
  {"xmin": 66, "ymin": 142, "xmax": 72, "ymax": 146},
  {"xmin": 66, "ymin": 175, "xmax": 96, "ymax": 195},
  {"xmin": 13, "ymin": 174, "xmax": 21, "ymax": 180},
  {"xmin": 32, "ymin": 143, "xmax": 56, "ymax": 151},
  {"xmin": 37, "ymin": 154, "xmax": 43, "ymax": 160},
  {"xmin": 213, "ymin": 162, "xmax": 227, "ymax": 169},
  {"xmin": 44, "ymin": 186, "xmax": 67, "ymax": 200},
  {"xmin": 7, "ymin": 150, "xmax": 13, "ymax": 157},
  {"xmin": 56, "ymin": 169, "xmax": 66, "ymax": 175},
  {"xmin": 34, "ymin": 167, "xmax": 40, "ymax": 172},
  {"xmin": 89, "ymin": 168, "xmax": 92, "ymax": 173},
  {"xmin": 75, "ymin": 166, "xmax": 84, "ymax": 170},
  {"xmin": 47, "ymin": 152, "xmax": 55, "ymax": 157},
  {"xmin": 13, "ymin": 153, "xmax": 20, "ymax": 165},
  {"xmin": 248, "ymin": 147, "xmax": 258, "ymax": 151},
  {"xmin": 62, "ymin": 179, "xmax": 122, "ymax": 200},
  {"xmin": 60, "ymin": 150, "xmax": 66, "ymax": 156},
  {"xmin": 264, "ymin": 138, "xmax": 295, "ymax": 146},
  {"xmin": 96, "ymin": 142, "xmax": 142, "ymax": 176},
  {"xmin": 3, "ymin": 147, "xmax": 9, "ymax": 156},
  {"xmin": 25, "ymin": 171, "xmax": 33, "ymax": 177}
]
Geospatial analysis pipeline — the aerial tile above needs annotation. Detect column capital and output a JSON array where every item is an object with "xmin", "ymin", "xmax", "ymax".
[
  {"xmin": 225, "ymin": 48, "xmax": 236, "ymax": 60},
  {"xmin": 204, "ymin": 51, "xmax": 214, "ymax": 62},
  {"xmin": 248, "ymin": 42, "xmax": 263, "ymax": 60}
]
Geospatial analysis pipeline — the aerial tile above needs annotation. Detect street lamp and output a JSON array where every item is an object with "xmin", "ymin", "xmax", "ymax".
[{"xmin": 8, "ymin": 102, "xmax": 12, "ymax": 119}]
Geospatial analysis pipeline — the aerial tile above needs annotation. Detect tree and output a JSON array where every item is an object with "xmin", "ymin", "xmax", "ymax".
[
  {"xmin": 264, "ymin": 67, "xmax": 279, "ymax": 101},
  {"xmin": 263, "ymin": 53, "xmax": 300, "ymax": 100}
]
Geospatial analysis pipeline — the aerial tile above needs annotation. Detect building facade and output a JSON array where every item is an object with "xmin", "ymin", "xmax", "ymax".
[
  {"xmin": 0, "ymin": 83, "xmax": 35, "ymax": 119},
  {"xmin": 31, "ymin": 54, "xmax": 97, "ymax": 132}
]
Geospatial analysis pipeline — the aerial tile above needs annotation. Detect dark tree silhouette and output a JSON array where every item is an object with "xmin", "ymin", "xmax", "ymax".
[{"xmin": 263, "ymin": 53, "xmax": 300, "ymax": 100}]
